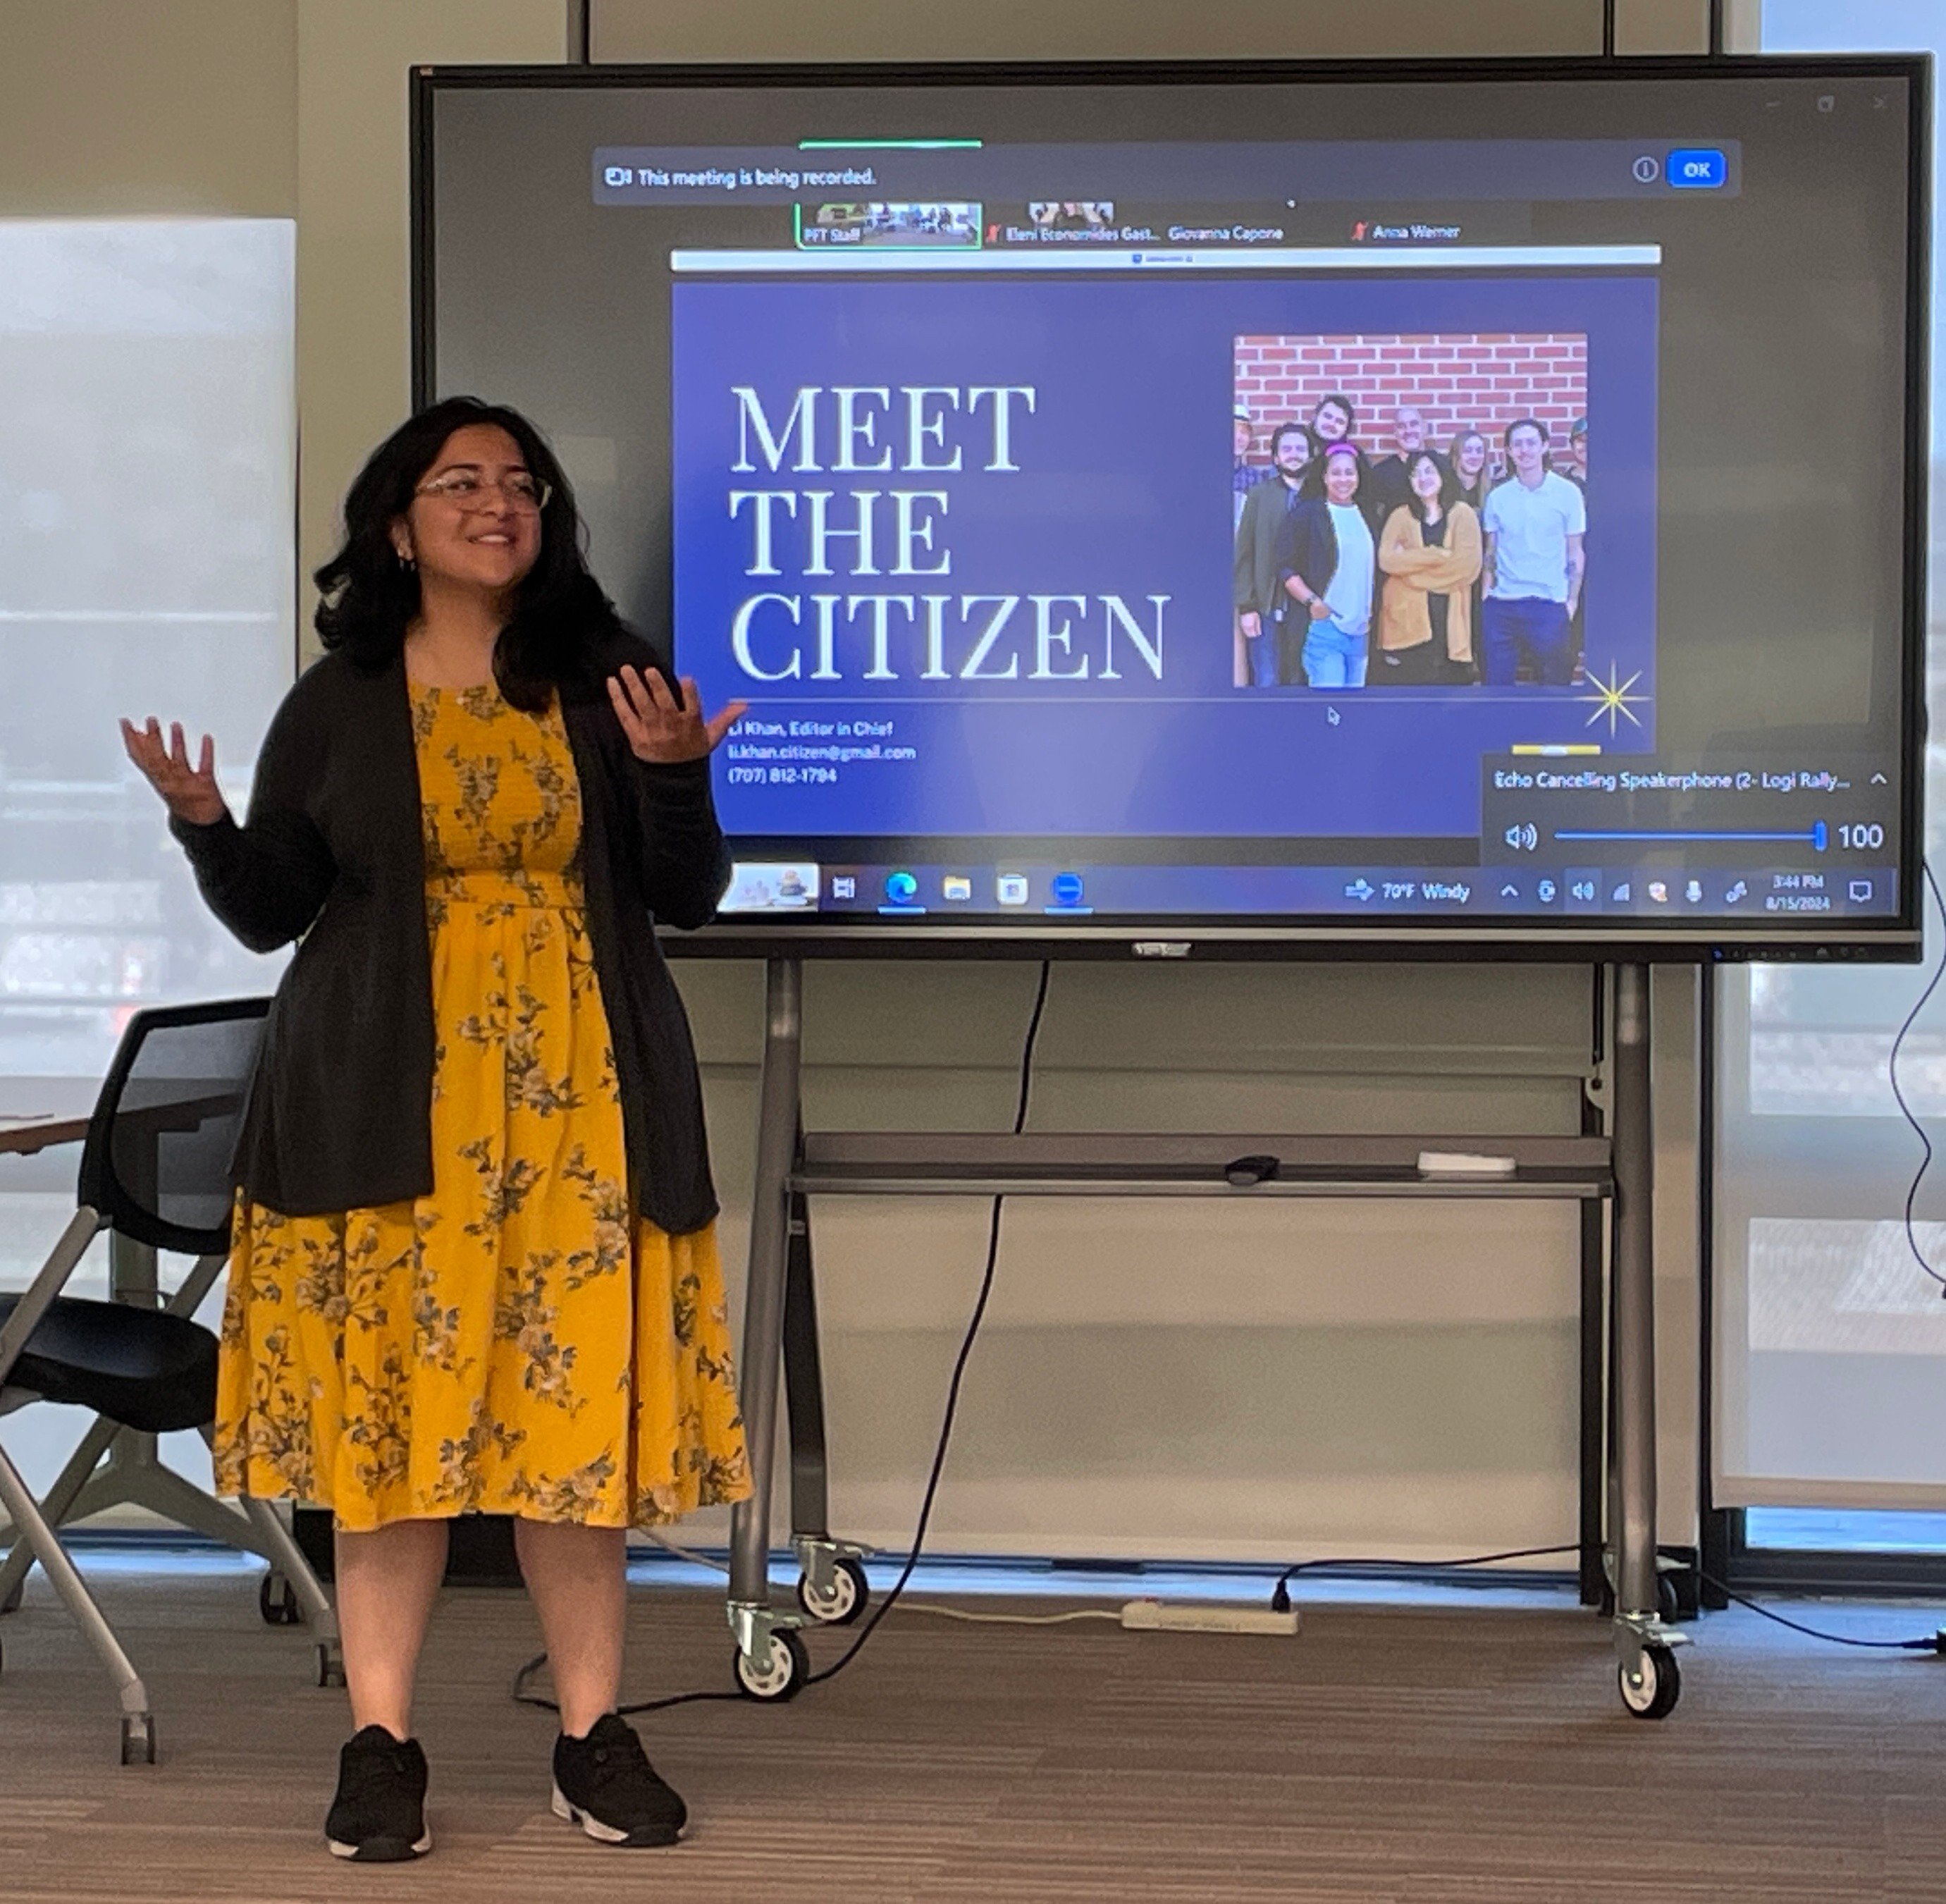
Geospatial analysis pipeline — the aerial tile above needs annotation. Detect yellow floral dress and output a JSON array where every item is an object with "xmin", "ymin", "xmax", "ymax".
[{"xmin": 213, "ymin": 682, "xmax": 750, "ymax": 1532}]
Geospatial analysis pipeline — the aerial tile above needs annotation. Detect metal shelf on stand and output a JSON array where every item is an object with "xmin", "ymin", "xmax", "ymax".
[{"xmin": 720, "ymin": 958, "xmax": 1685, "ymax": 1716}]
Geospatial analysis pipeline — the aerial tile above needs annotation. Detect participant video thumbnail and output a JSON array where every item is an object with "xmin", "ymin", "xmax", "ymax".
[
  {"xmin": 1232, "ymin": 331, "xmax": 1589, "ymax": 692},
  {"xmin": 806, "ymin": 201, "xmax": 981, "ymax": 247},
  {"xmin": 1027, "ymin": 200, "xmax": 1116, "ymax": 231},
  {"xmin": 718, "ymin": 861, "xmax": 820, "ymax": 911}
]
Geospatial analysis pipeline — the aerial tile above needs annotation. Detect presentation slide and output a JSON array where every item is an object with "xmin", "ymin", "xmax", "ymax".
[{"xmin": 674, "ymin": 274, "xmax": 1656, "ymax": 843}]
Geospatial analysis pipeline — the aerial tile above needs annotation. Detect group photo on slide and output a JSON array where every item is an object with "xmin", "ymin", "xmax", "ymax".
[
  {"xmin": 1232, "ymin": 332, "xmax": 1589, "ymax": 692},
  {"xmin": 674, "ymin": 274, "xmax": 1653, "ymax": 843}
]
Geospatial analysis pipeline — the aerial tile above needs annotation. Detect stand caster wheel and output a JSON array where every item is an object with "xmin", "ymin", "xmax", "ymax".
[
  {"xmin": 259, "ymin": 1572, "xmax": 301, "ymax": 1626},
  {"xmin": 121, "ymin": 1714, "xmax": 156, "ymax": 1766},
  {"xmin": 317, "ymin": 1642, "xmax": 346, "ymax": 1689},
  {"xmin": 733, "ymin": 1628, "xmax": 810, "ymax": 1702},
  {"xmin": 1619, "ymin": 1645, "xmax": 1681, "ymax": 1720},
  {"xmin": 1597, "ymin": 1574, "xmax": 1681, "ymax": 1623},
  {"xmin": 796, "ymin": 1556, "xmax": 869, "ymax": 1626}
]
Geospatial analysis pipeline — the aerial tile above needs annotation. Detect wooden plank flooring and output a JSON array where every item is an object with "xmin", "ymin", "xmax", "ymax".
[{"xmin": 0, "ymin": 1568, "xmax": 1941, "ymax": 1900}]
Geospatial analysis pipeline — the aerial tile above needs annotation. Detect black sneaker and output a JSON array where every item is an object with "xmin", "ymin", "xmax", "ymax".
[
  {"xmin": 550, "ymin": 1713, "xmax": 687, "ymax": 1846},
  {"xmin": 324, "ymin": 1725, "xmax": 431, "ymax": 1862}
]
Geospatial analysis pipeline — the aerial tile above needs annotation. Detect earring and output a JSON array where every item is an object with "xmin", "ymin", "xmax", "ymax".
[{"xmin": 396, "ymin": 548, "xmax": 415, "ymax": 571}]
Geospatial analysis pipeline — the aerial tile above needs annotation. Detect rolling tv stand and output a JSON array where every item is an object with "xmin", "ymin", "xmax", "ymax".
[{"xmin": 719, "ymin": 957, "xmax": 1685, "ymax": 1719}]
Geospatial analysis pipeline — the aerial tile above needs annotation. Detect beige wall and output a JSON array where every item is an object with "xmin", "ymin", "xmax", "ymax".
[
  {"xmin": 7, "ymin": 0, "xmax": 1712, "ymax": 1563},
  {"xmin": 1614, "ymin": 0, "xmax": 1708, "ymax": 55},
  {"xmin": 595, "ymin": 0, "xmax": 1603, "ymax": 62},
  {"xmin": 295, "ymin": 0, "xmax": 569, "ymax": 637},
  {"xmin": 593, "ymin": 0, "xmax": 1738, "ymax": 61},
  {"xmin": 1613, "ymin": 0, "xmax": 1760, "ymax": 54},
  {"xmin": 0, "ymin": 1, "xmax": 296, "ymax": 216}
]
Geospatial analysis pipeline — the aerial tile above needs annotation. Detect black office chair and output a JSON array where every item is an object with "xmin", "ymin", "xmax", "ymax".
[{"xmin": 0, "ymin": 999, "xmax": 340, "ymax": 1765}]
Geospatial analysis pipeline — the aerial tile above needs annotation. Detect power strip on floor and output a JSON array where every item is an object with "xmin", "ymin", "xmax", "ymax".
[{"xmin": 1119, "ymin": 1599, "xmax": 1302, "ymax": 1636}]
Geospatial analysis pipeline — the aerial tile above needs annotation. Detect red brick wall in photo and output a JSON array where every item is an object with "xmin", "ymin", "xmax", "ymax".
[{"xmin": 1234, "ymin": 333, "xmax": 1587, "ymax": 468}]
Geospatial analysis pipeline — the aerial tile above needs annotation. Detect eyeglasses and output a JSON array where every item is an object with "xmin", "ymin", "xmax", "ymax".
[{"xmin": 414, "ymin": 471, "xmax": 553, "ymax": 511}]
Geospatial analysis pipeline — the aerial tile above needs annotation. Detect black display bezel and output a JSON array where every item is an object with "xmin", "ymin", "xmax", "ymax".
[{"xmin": 411, "ymin": 53, "xmax": 1930, "ymax": 965}]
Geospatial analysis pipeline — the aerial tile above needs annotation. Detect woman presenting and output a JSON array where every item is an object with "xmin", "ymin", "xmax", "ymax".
[
  {"xmin": 1376, "ymin": 449, "xmax": 1483, "ymax": 686},
  {"xmin": 121, "ymin": 397, "xmax": 750, "ymax": 1862}
]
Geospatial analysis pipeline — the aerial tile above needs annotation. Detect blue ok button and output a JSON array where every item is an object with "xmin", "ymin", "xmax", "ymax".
[{"xmin": 1667, "ymin": 147, "xmax": 1728, "ymax": 189}]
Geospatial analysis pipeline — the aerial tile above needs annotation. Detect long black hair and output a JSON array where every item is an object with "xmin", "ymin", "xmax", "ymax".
[
  {"xmin": 1403, "ymin": 448, "xmax": 1459, "ymax": 524},
  {"xmin": 313, "ymin": 395, "xmax": 627, "ymax": 711}
]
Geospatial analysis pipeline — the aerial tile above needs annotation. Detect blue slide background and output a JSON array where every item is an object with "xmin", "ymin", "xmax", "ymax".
[{"xmin": 672, "ymin": 274, "xmax": 1658, "ymax": 839}]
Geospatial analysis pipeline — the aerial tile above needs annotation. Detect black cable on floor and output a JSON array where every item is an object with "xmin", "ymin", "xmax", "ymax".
[
  {"xmin": 514, "ymin": 958, "xmax": 1056, "ymax": 1717},
  {"xmin": 1887, "ymin": 859, "xmax": 1946, "ymax": 1295},
  {"xmin": 1261, "ymin": 1547, "xmax": 1944, "ymax": 1657},
  {"xmin": 802, "ymin": 958, "xmax": 1053, "ymax": 1688},
  {"xmin": 1696, "ymin": 1571, "xmax": 1939, "ymax": 1652},
  {"xmin": 514, "ymin": 1650, "xmax": 746, "ymax": 1717},
  {"xmin": 1268, "ymin": 1546, "xmax": 1580, "ymax": 1614}
]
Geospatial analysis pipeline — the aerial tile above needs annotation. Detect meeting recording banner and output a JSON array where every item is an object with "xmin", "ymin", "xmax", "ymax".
[{"xmin": 670, "ymin": 274, "xmax": 1658, "ymax": 840}]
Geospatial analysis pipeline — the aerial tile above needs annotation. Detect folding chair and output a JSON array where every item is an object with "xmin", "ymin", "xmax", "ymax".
[{"xmin": 0, "ymin": 998, "xmax": 340, "ymax": 1764}]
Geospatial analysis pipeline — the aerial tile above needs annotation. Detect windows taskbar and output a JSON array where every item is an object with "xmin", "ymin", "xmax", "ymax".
[{"xmin": 718, "ymin": 859, "xmax": 1900, "ymax": 921}]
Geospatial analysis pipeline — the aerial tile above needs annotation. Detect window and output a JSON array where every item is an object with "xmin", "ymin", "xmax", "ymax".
[
  {"xmin": 0, "ymin": 217, "xmax": 295, "ymax": 1498},
  {"xmin": 1713, "ymin": 5, "xmax": 1946, "ymax": 1542}
]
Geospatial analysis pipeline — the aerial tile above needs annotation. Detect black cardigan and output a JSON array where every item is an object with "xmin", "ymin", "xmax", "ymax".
[
  {"xmin": 1272, "ymin": 494, "xmax": 1381, "ymax": 608},
  {"xmin": 170, "ymin": 635, "xmax": 731, "ymax": 1233}
]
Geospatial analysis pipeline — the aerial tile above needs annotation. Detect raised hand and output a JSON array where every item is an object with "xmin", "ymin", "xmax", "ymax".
[
  {"xmin": 119, "ymin": 717, "xmax": 227, "ymax": 826},
  {"xmin": 606, "ymin": 665, "xmax": 747, "ymax": 765}
]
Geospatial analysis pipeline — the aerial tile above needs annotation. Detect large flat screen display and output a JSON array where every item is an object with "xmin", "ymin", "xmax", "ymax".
[{"xmin": 417, "ymin": 57, "xmax": 1928, "ymax": 959}]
